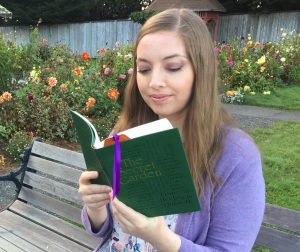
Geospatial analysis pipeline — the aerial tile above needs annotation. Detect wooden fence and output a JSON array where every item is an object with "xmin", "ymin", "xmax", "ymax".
[
  {"xmin": 218, "ymin": 11, "xmax": 300, "ymax": 43},
  {"xmin": 0, "ymin": 11, "xmax": 299, "ymax": 55},
  {"xmin": 0, "ymin": 20, "xmax": 141, "ymax": 55}
]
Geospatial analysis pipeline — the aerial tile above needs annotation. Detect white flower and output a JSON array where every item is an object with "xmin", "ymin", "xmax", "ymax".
[
  {"xmin": 280, "ymin": 57, "xmax": 286, "ymax": 63},
  {"xmin": 263, "ymin": 91, "xmax": 271, "ymax": 95},
  {"xmin": 282, "ymin": 32, "xmax": 287, "ymax": 37}
]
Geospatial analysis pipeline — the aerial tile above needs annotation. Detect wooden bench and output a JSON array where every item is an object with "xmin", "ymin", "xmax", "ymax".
[
  {"xmin": 0, "ymin": 140, "xmax": 299, "ymax": 251},
  {"xmin": 0, "ymin": 140, "xmax": 99, "ymax": 251}
]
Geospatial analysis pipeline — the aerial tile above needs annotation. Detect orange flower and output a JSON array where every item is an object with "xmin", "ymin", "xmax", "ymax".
[
  {"xmin": 98, "ymin": 48, "xmax": 106, "ymax": 54},
  {"xmin": 82, "ymin": 52, "xmax": 90, "ymax": 61},
  {"xmin": 226, "ymin": 90, "xmax": 237, "ymax": 96},
  {"xmin": 86, "ymin": 97, "xmax": 96, "ymax": 107},
  {"xmin": 74, "ymin": 67, "xmax": 82, "ymax": 76},
  {"xmin": 60, "ymin": 83, "xmax": 67, "ymax": 91},
  {"xmin": 28, "ymin": 131, "xmax": 35, "ymax": 140},
  {"xmin": 2, "ymin": 91, "xmax": 12, "ymax": 101},
  {"xmin": 0, "ymin": 155, "xmax": 5, "ymax": 165},
  {"xmin": 108, "ymin": 89, "xmax": 120, "ymax": 99},
  {"xmin": 48, "ymin": 77, "xmax": 57, "ymax": 87},
  {"xmin": 0, "ymin": 96, "xmax": 4, "ymax": 104}
]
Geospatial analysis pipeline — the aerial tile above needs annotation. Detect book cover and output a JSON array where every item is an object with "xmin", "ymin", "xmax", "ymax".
[{"xmin": 71, "ymin": 110, "xmax": 200, "ymax": 217}]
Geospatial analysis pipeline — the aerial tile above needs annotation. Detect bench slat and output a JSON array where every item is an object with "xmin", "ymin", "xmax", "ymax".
[
  {"xmin": 0, "ymin": 210, "xmax": 91, "ymax": 252},
  {"xmin": 27, "ymin": 155, "xmax": 82, "ymax": 185},
  {"xmin": 255, "ymin": 225, "xmax": 300, "ymax": 252},
  {"xmin": 31, "ymin": 141, "xmax": 86, "ymax": 169},
  {"xmin": 23, "ymin": 172, "xmax": 82, "ymax": 205},
  {"xmin": 264, "ymin": 203, "xmax": 300, "ymax": 233},
  {"xmin": 0, "ymin": 237, "xmax": 27, "ymax": 252},
  {"xmin": 9, "ymin": 201, "xmax": 99, "ymax": 249},
  {"xmin": 0, "ymin": 226, "xmax": 43, "ymax": 252},
  {"xmin": 18, "ymin": 187, "xmax": 82, "ymax": 224}
]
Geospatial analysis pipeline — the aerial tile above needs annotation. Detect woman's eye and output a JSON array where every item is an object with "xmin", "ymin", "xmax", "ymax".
[
  {"xmin": 166, "ymin": 64, "xmax": 183, "ymax": 72},
  {"xmin": 168, "ymin": 67, "xmax": 182, "ymax": 72},
  {"xmin": 137, "ymin": 68, "xmax": 150, "ymax": 74}
]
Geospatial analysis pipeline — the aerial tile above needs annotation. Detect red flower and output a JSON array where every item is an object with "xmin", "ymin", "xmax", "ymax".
[
  {"xmin": 108, "ymin": 89, "xmax": 120, "ymax": 100},
  {"xmin": 82, "ymin": 52, "xmax": 90, "ymax": 61}
]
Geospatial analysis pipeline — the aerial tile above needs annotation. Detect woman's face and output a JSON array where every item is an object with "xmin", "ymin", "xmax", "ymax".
[{"xmin": 136, "ymin": 31, "xmax": 194, "ymax": 125}]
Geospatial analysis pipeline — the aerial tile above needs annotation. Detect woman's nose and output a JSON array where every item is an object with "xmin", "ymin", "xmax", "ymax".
[{"xmin": 149, "ymin": 69, "xmax": 166, "ymax": 88}]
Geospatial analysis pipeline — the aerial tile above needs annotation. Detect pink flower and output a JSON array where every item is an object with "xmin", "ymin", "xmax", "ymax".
[
  {"xmin": 127, "ymin": 68, "xmax": 134, "ymax": 75},
  {"xmin": 227, "ymin": 57, "xmax": 234, "ymax": 67},
  {"xmin": 223, "ymin": 44, "xmax": 231, "ymax": 51},
  {"xmin": 104, "ymin": 67, "xmax": 111, "ymax": 75},
  {"xmin": 118, "ymin": 74, "xmax": 126, "ymax": 79},
  {"xmin": 215, "ymin": 47, "xmax": 222, "ymax": 54},
  {"xmin": 115, "ymin": 41, "xmax": 120, "ymax": 48}
]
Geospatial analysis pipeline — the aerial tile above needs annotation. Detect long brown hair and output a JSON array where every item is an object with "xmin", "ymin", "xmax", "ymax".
[{"xmin": 115, "ymin": 8, "xmax": 235, "ymax": 195}]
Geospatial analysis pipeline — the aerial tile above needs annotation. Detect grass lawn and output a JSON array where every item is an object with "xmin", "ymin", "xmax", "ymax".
[
  {"xmin": 250, "ymin": 121, "xmax": 300, "ymax": 211},
  {"xmin": 244, "ymin": 85, "xmax": 300, "ymax": 111}
]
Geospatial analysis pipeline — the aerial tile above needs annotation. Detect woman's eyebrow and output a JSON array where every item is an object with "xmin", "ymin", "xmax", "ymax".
[{"xmin": 137, "ymin": 54, "xmax": 187, "ymax": 63}]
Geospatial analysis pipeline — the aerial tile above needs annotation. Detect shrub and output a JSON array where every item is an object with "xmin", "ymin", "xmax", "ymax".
[
  {"xmin": 217, "ymin": 30, "xmax": 300, "ymax": 103},
  {"xmin": 7, "ymin": 131, "xmax": 31, "ymax": 161},
  {"xmin": 129, "ymin": 10, "xmax": 158, "ymax": 24}
]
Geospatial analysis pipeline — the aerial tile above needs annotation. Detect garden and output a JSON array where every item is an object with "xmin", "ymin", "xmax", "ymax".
[{"xmin": 0, "ymin": 28, "xmax": 300, "ymax": 220}]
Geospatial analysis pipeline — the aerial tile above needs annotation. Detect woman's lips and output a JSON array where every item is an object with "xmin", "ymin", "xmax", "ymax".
[{"xmin": 150, "ymin": 95, "xmax": 171, "ymax": 103}]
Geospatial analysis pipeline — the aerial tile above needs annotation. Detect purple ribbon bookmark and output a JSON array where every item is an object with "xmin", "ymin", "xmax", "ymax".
[{"xmin": 112, "ymin": 134, "xmax": 121, "ymax": 199}]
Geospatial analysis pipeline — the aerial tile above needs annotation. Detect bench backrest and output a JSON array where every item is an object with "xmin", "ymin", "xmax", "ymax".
[
  {"xmin": 8, "ymin": 140, "xmax": 99, "ymax": 250},
  {"xmin": 17, "ymin": 141, "xmax": 85, "ymax": 223}
]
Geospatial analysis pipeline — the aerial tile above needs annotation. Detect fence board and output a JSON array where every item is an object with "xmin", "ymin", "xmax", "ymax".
[{"xmin": 0, "ymin": 12, "xmax": 299, "ymax": 54}]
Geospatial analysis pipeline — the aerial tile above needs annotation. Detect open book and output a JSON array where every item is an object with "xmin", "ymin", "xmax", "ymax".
[{"xmin": 71, "ymin": 110, "xmax": 200, "ymax": 217}]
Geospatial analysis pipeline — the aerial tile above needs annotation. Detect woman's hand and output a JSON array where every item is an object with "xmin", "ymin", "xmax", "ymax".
[
  {"xmin": 78, "ymin": 171, "xmax": 112, "ymax": 230},
  {"xmin": 78, "ymin": 171, "xmax": 112, "ymax": 210},
  {"xmin": 112, "ymin": 198, "xmax": 181, "ymax": 251}
]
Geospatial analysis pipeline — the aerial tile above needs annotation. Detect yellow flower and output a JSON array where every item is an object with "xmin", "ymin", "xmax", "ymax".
[
  {"xmin": 247, "ymin": 41, "xmax": 253, "ymax": 47},
  {"xmin": 244, "ymin": 85, "xmax": 251, "ymax": 92},
  {"xmin": 244, "ymin": 59, "xmax": 249, "ymax": 63},
  {"xmin": 257, "ymin": 55, "xmax": 266, "ymax": 65},
  {"xmin": 263, "ymin": 91, "xmax": 271, "ymax": 95},
  {"xmin": 243, "ymin": 47, "xmax": 248, "ymax": 53},
  {"xmin": 260, "ymin": 66, "xmax": 266, "ymax": 72},
  {"xmin": 250, "ymin": 91, "xmax": 256, "ymax": 95}
]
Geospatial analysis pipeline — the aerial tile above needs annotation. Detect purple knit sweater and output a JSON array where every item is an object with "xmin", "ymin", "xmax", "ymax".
[{"xmin": 81, "ymin": 127, "xmax": 265, "ymax": 251}]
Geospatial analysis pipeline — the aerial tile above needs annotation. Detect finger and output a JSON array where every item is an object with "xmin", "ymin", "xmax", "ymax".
[
  {"xmin": 79, "ymin": 171, "xmax": 98, "ymax": 185},
  {"xmin": 112, "ymin": 198, "xmax": 144, "ymax": 220},
  {"xmin": 83, "ymin": 193, "xmax": 111, "ymax": 204},
  {"xmin": 78, "ymin": 182, "xmax": 112, "ymax": 196},
  {"xmin": 86, "ymin": 200, "xmax": 111, "ymax": 210}
]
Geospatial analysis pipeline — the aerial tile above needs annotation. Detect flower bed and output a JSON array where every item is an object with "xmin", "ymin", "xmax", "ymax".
[{"xmin": 0, "ymin": 28, "xmax": 299, "ymax": 169}]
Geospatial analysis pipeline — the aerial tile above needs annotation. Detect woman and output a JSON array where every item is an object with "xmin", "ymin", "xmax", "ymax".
[{"xmin": 79, "ymin": 8, "xmax": 265, "ymax": 252}]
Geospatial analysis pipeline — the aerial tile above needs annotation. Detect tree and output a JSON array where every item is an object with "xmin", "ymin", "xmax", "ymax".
[
  {"xmin": 0, "ymin": 0, "xmax": 153, "ymax": 25},
  {"xmin": 219, "ymin": 0, "xmax": 300, "ymax": 13}
]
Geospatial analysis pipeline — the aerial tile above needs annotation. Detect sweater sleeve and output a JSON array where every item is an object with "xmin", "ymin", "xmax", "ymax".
[
  {"xmin": 81, "ymin": 204, "xmax": 114, "ymax": 239},
  {"xmin": 178, "ymin": 134, "xmax": 265, "ymax": 252}
]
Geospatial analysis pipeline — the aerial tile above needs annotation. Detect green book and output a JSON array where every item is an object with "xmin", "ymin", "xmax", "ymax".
[{"xmin": 71, "ymin": 110, "xmax": 200, "ymax": 217}]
